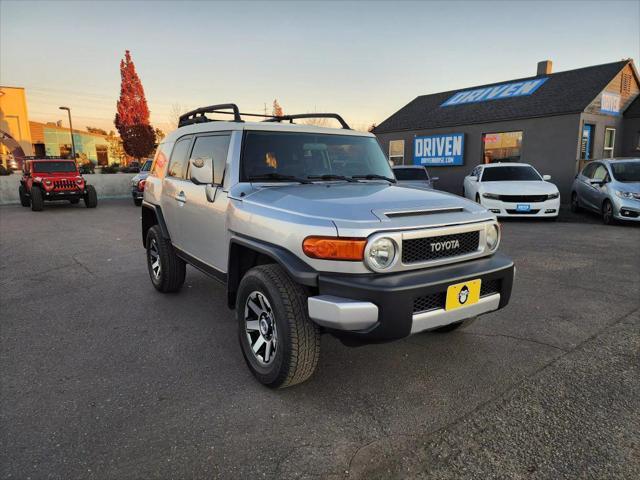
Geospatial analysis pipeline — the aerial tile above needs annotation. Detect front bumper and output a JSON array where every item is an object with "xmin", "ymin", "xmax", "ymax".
[
  {"xmin": 612, "ymin": 197, "xmax": 640, "ymax": 222},
  {"xmin": 43, "ymin": 188, "xmax": 84, "ymax": 200},
  {"xmin": 308, "ymin": 252, "xmax": 514, "ymax": 342},
  {"xmin": 481, "ymin": 198, "xmax": 560, "ymax": 217}
]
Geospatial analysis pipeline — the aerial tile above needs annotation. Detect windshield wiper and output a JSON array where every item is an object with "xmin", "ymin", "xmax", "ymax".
[
  {"xmin": 352, "ymin": 174, "xmax": 396, "ymax": 183},
  {"xmin": 307, "ymin": 174, "xmax": 359, "ymax": 183},
  {"xmin": 248, "ymin": 173, "xmax": 312, "ymax": 184}
]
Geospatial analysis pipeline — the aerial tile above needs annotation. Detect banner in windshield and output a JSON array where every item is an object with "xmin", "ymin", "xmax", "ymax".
[{"xmin": 414, "ymin": 133, "xmax": 464, "ymax": 166}]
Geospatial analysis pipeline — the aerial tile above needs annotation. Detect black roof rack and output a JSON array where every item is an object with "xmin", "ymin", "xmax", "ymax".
[
  {"xmin": 177, "ymin": 103, "xmax": 351, "ymax": 130},
  {"xmin": 263, "ymin": 113, "xmax": 350, "ymax": 130}
]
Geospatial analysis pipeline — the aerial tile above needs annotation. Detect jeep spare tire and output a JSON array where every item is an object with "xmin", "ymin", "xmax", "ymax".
[
  {"xmin": 84, "ymin": 185, "xmax": 98, "ymax": 208},
  {"xmin": 237, "ymin": 264, "xmax": 321, "ymax": 388},
  {"xmin": 30, "ymin": 187, "xmax": 44, "ymax": 211}
]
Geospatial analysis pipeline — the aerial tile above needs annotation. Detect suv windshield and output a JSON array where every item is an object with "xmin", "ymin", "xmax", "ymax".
[
  {"xmin": 394, "ymin": 168, "xmax": 428, "ymax": 180},
  {"xmin": 610, "ymin": 161, "xmax": 640, "ymax": 182},
  {"xmin": 482, "ymin": 165, "xmax": 541, "ymax": 182},
  {"xmin": 32, "ymin": 161, "xmax": 76, "ymax": 173},
  {"xmin": 141, "ymin": 160, "xmax": 153, "ymax": 172},
  {"xmin": 241, "ymin": 131, "xmax": 393, "ymax": 182}
]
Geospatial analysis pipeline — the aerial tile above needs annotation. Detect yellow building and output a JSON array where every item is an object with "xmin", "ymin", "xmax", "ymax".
[{"xmin": 0, "ymin": 86, "xmax": 34, "ymax": 168}]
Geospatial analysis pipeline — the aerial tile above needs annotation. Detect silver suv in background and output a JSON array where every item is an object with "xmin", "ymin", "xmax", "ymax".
[
  {"xmin": 571, "ymin": 158, "xmax": 640, "ymax": 224},
  {"xmin": 392, "ymin": 165, "xmax": 438, "ymax": 189},
  {"xmin": 141, "ymin": 103, "xmax": 514, "ymax": 388}
]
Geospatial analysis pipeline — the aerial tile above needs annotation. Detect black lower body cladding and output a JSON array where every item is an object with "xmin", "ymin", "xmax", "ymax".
[{"xmin": 318, "ymin": 253, "xmax": 514, "ymax": 343}]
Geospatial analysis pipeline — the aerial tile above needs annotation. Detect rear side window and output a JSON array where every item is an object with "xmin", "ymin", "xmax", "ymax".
[
  {"xmin": 592, "ymin": 165, "xmax": 608, "ymax": 181},
  {"xmin": 188, "ymin": 135, "xmax": 231, "ymax": 184},
  {"xmin": 167, "ymin": 137, "xmax": 192, "ymax": 178}
]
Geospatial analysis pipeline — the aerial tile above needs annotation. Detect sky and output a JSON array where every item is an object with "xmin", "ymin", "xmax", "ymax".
[{"xmin": 1, "ymin": 0, "xmax": 639, "ymax": 133}]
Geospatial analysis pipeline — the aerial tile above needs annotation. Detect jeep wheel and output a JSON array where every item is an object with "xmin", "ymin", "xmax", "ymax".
[
  {"xmin": 146, "ymin": 225, "xmax": 185, "ymax": 293},
  {"xmin": 602, "ymin": 200, "xmax": 615, "ymax": 225},
  {"xmin": 570, "ymin": 192, "xmax": 581, "ymax": 213},
  {"xmin": 84, "ymin": 185, "xmax": 98, "ymax": 208},
  {"xmin": 69, "ymin": 198, "xmax": 80, "ymax": 204},
  {"xmin": 237, "ymin": 264, "xmax": 320, "ymax": 388},
  {"xmin": 134, "ymin": 198, "xmax": 143, "ymax": 207},
  {"xmin": 18, "ymin": 186, "xmax": 30, "ymax": 207},
  {"xmin": 30, "ymin": 187, "xmax": 44, "ymax": 211}
]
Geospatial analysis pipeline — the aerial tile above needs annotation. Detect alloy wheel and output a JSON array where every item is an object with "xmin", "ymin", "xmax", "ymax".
[
  {"xmin": 149, "ymin": 238, "xmax": 161, "ymax": 279},
  {"xmin": 603, "ymin": 202, "xmax": 613, "ymax": 224},
  {"xmin": 244, "ymin": 291, "xmax": 277, "ymax": 365}
]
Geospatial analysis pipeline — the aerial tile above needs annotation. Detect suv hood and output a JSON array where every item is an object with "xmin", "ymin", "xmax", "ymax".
[{"xmin": 239, "ymin": 183, "xmax": 493, "ymax": 234}]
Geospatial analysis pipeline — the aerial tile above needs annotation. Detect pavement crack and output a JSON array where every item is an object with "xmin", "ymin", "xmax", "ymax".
[
  {"xmin": 71, "ymin": 254, "xmax": 96, "ymax": 277},
  {"xmin": 460, "ymin": 331, "xmax": 569, "ymax": 352}
]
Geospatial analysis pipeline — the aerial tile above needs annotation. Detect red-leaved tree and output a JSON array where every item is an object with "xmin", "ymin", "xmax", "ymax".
[
  {"xmin": 115, "ymin": 50, "xmax": 155, "ymax": 161},
  {"xmin": 272, "ymin": 99, "xmax": 284, "ymax": 117}
]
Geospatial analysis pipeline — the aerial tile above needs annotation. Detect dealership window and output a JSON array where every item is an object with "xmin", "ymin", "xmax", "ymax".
[
  {"xmin": 388, "ymin": 140, "xmax": 404, "ymax": 165},
  {"xmin": 482, "ymin": 131, "xmax": 522, "ymax": 163},
  {"xmin": 580, "ymin": 124, "xmax": 595, "ymax": 160},
  {"xmin": 604, "ymin": 128, "xmax": 615, "ymax": 158}
]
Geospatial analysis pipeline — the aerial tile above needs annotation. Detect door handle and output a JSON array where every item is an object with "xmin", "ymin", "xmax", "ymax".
[{"xmin": 174, "ymin": 191, "xmax": 186, "ymax": 203}]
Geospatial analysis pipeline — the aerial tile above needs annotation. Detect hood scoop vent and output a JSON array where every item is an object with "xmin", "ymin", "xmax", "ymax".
[{"xmin": 385, "ymin": 207, "xmax": 464, "ymax": 219}]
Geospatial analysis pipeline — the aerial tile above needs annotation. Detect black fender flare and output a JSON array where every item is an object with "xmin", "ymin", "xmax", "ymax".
[
  {"xmin": 227, "ymin": 235, "xmax": 318, "ymax": 308},
  {"xmin": 141, "ymin": 202, "xmax": 170, "ymax": 246}
]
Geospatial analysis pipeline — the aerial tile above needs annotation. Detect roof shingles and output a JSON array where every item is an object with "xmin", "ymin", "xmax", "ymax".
[{"xmin": 374, "ymin": 61, "xmax": 629, "ymax": 133}]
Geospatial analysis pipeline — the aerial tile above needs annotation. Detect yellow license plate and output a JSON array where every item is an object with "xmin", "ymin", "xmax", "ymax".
[{"xmin": 445, "ymin": 279, "xmax": 482, "ymax": 311}]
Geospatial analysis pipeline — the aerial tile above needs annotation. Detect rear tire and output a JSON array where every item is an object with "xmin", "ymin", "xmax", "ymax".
[
  {"xmin": 146, "ymin": 225, "xmax": 186, "ymax": 293},
  {"xmin": 602, "ymin": 200, "xmax": 615, "ymax": 225},
  {"xmin": 84, "ymin": 185, "xmax": 98, "ymax": 208},
  {"xmin": 134, "ymin": 198, "xmax": 143, "ymax": 206},
  {"xmin": 237, "ymin": 264, "xmax": 320, "ymax": 388},
  {"xmin": 570, "ymin": 192, "xmax": 581, "ymax": 213},
  {"xmin": 19, "ymin": 185, "xmax": 30, "ymax": 207},
  {"xmin": 30, "ymin": 187, "xmax": 44, "ymax": 211}
]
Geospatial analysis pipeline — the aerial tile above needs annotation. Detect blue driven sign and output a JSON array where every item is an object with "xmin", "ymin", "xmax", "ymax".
[
  {"xmin": 414, "ymin": 133, "xmax": 464, "ymax": 166},
  {"xmin": 441, "ymin": 78, "xmax": 548, "ymax": 107}
]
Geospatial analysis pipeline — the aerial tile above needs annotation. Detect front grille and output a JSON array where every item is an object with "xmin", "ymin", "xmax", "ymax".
[
  {"xmin": 413, "ymin": 292, "xmax": 446, "ymax": 314},
  {"xmin": 412, "ymin": 279, "xmax": 501, "ymax": 315},
  {"xmin": 506, "ymin": 209, "xmax": 540, "ymax": 215},
  {"xmin": 402, "ymin": 231, "xmax": 480, "ymax": 264},
  {"xmin": 480, "ymin": 279, "xmax": 501, "ymax": 297},
  {"xmin": 53, "ymin": 179, "xmax": 77, "ymax": 190},
  {"xmin": 499, "ymin": 194, "xmax": 547, "ymax": 203}
]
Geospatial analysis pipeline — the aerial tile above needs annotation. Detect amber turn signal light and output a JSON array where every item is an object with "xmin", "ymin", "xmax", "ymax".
[{"xmin": 302, "ymin": 236, "xmax": 366, "ymax": 261}]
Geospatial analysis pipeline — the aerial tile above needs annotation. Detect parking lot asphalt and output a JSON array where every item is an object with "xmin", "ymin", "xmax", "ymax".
[{"xmin": 1, "ymin": 199, "xmax": 639, "ymax": 480}]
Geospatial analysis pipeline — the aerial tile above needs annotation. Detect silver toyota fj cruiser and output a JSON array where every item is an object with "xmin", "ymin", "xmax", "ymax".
[{"xmin": 141, "ymin": 104, "xmax": 514, "ymax": 388}]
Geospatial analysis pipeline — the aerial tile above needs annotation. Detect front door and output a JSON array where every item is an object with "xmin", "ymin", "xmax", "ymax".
[{"xmin": 164, "ymin": 133, "xmax": 231, "ymax": 272}]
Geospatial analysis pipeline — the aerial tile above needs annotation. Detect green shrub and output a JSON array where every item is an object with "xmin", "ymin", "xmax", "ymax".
[{"xmin": 0, "ymin": 165, "xmax": 12, "ymax": 176}]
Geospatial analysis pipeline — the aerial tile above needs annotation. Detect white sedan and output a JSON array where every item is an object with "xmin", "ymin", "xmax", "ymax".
[{"xmin": 463, "ymin": 163, "xmax": 560, "ymax": 218}]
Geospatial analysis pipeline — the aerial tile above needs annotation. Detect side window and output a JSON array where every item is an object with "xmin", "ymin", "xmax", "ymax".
[
  {"xmin": 167, "ymin": 137, "xmax": 192, "ymax": 179},
  {"xmin": 188, "ymin": 135, "xmax": 231, "ymax": 185},
  {"xmin": 592, "ymin": 165, "xmax": 607, "ymax": 181},
  {"xmin": 477, "ymin": 167, "xmax": 484, "ymax": 181},
  {"xmin": 582, "ymin": 162, "xmax": 597, "ymax": 178}
]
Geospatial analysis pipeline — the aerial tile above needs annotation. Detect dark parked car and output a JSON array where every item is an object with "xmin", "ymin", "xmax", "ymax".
[
  {"xmin": 131, "ymin": 159, "xmax": 153, "ymax": 206},
  {"xmin": 392, "ymin": 165, "xmax": 438, "ymax": 189}
]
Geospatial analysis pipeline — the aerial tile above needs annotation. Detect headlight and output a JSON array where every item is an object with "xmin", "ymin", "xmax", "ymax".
[
  {"xmin": 44, "ymin": 179, "xmax": 52, "ymax": 185},
  {"xmin": 615, "ymin": 190, "xmax": 634, "ymax": 199},
  {"xmin": 485, "ymin": 224, "xmax": 500, "ymax": 251},
  {"xmin": 365, "ymin": 237, "xmax": 397, "ymax": 271},
  {"xmin": 482, "ymin": 193, "xmax": 500, "ymax": 200},
  {"xmin": 547, "ymin": 192, "xmax": 560, "ymax": 199}
]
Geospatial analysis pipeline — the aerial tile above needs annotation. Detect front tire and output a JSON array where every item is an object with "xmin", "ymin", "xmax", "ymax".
[
  {"xmin": 84, "ymin": 185, "xmax": 98, "ymax": 208},
  {"xmin": 602, "ymin": 200, "xmax": 615, "ymax": 225},
  {"xmin": 237, "ymin": 264, "xmax": 320, "ymax": 388},
  {"xmin": 30, "ymin": 187, "xmax": 44, "ymax": 211},
  {"xmin": 570, "ymin": 192, "xmax": 581, "ymax": 213},
  {"xmin": 19, "ymin": 185, "xmax": 30, "ymax": 207},
  {"xmin": 146, "ymin": 225, "xmax": 186, "ymax": 293}
]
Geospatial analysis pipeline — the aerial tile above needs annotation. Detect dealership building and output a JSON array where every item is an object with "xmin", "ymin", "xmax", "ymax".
[{"xmin": 374, "ymin": 59, "xmax": 640, "ymax": 200}]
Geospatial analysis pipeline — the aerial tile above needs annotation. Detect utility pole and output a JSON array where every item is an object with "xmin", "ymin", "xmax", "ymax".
[{"xmin": 59, "ymin": 106, "xmax": 76, "ymax": 159}]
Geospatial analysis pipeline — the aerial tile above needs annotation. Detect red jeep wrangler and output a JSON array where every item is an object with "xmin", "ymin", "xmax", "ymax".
[{"xmin": 19, "ymin": 158, "xmax": 98, "ymax": 211}]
